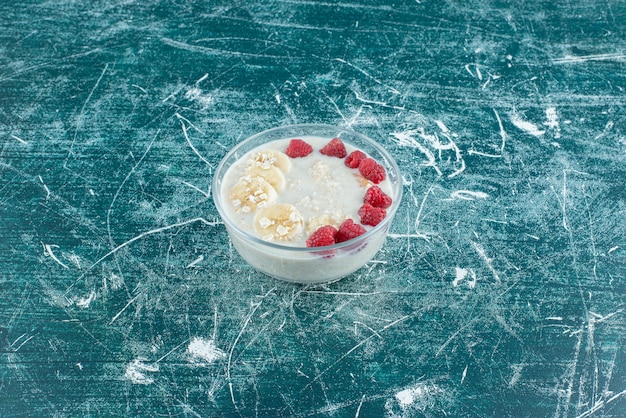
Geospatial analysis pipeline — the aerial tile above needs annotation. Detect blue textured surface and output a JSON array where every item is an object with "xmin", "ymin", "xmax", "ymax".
[{"xmin": 1, "ymin": 1, "xmax": 625, "ymax": 416}]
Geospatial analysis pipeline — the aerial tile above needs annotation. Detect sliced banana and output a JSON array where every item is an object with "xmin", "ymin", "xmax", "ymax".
[
  {"xmin": 245, "ymin": 165, "xmax": 286, "ymax": 192},
  {"xmin": 306, "ymin": 213, "xmax": 345, "ymax": 235},
  {"xmin": 247, "ymin": 150, "xmax": 291, "ymax": 173},
  {"xmin": 254, "ymin": 203, "xmax": 304, "ymax": 241},
  {"xmin": 229, "ymin": 175, "xmax": 277, "ymax": 213}
]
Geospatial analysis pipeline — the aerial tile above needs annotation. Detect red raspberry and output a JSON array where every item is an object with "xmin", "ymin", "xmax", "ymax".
[
  {"xmin": 358, "ymin": 158, "xmax": 386, "ymax": 184},
  {"xmin": 320, "ymin": 137, "xmax": 347, "ymax": 158},
  {"xmin": 335, "ymin": 219, "xmax": 367, "ymax": 243},
  {"xmin": 358, "ymin": 203, "xmax": 386, "ymax": 226},
  {"xmin": 285, "ymin": 139, "xmax": 313, "ymax": 158},
  {"xmin": 345, "ymin": 150, "xmax": 366, "ymax": 168},
  {"xmin": 364, "ymin": 185, "xmax": 392, "ymax": 209},
  {"xmin": 306, "ymin": 225, "xmax": 338, "ymax": 247}
]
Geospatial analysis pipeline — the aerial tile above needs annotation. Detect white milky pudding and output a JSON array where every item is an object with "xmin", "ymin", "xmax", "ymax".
[
  {"xmin": 212, "ymin": 124, "xmax": 402, "ymax": 284},
  {"xmin": 220, "ymin": 136, "xmax": 394, "ymax": 247}
]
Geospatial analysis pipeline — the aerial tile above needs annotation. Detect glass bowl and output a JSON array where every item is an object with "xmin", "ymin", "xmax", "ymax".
[{"xmin": 212, "ymin": 124, "xmax": 402, "ymax": 284}]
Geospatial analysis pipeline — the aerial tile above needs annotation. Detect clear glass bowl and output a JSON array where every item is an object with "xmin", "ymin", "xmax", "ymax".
[{"xmin": 212, "ymin": 124, "xmax": 403, "ymax": 284}]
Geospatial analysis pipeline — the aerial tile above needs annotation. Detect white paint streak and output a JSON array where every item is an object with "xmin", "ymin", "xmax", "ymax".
[
  {"xmin": 510, "ymin": 113, "xmax": 545, "ymax": 136},
  {"xmin": 595, "ymin": 121, "xmax": 614, "ymax": 140},
  {"xmin": 75, "ymin": 290, "xmax": 96, "ymax": 309},
  {"xmin": 227, "ymin": 287, "xmax": 276, "ymax": 409},
  {"xmin": 38, "ymin": 175, "xmax": 50, "ymax": 200},
  {"xmin": 471, "ymin": 241, "xmax": 501, "ymax": 283},
  {"xmin": 109, "ymin": 294, "xmax": 140, "ymax": 324},
  {"xmin": 43, "ymin": 243, "xmax": 69, "ymax": 269},
  {"xmin": 576, "ymin": 389, "xmax": 626, "ymax": 418},
  {"xmin": 390, "ymin": 130, "xmax": 441, "ymax": 176},
  {"xmin": 464, "ymin": 63, "xmax": 483, "ymax": 80},
  {"xmin": 10, "ymin": 134, "xmax": 28, "ymax": 145},
  {"xmin": 552, "ymin": 53, "xmax": 626, "ymax": 64},
  {"xmin": 494, "ymin": 108, "xmax": 507, "ymax": 153},
  {"xmin": 65, "ymin": 217, "xmax": 222, "ymax": 296},
  {"xmin": 124, "ymin": 358, "xmax": 159, "ymax": 385},
  {"xmin": 450, "ymin": 190, "xmax": 489, "ymax": 201},
  {"xmin": 64, "ymin": 63, "xmax": 108, "ymax": 168},
  {"xmin": 353, "ymin": 90, "xmax": 405, "ymax": 110},
  {"xmin": 434, "ymin": 119, "xmax": 449, "ymax": 133},
  {"xmin": 509, "ymin": 364, "xmax": 523, "ymax": 387},
  {"xmin": 66, "ymin": 253, "xmax": 81, "ymax": 269},
  {"xmin": 355, "ymin": 395, "xmax": 366, "ymax": 417},
  {"xmin": 181, "ymin": 180, "xmax": 211, "ymax": 198},
  {"xmin": 12, "ymin": 334, "xmax": 35, "ymax": 351},
  {"xmin": 186, "ymin": 255, "xmax": 204, "ymax": 268},
  {"xmin": 334, "ymin": 57, "xmax": 401, "ymax": 94},
  {"xmin": 390, "ymin": 127, "xmax": 465, "ymax": 178},
  {"xmin": 175, "ymin": 113, "xmax": 213, "ymax": 168}
]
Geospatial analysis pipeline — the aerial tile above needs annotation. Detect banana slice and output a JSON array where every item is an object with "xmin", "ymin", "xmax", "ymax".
[
  {"xmin": 306, "ymin": 213, "xmax": 345, "ymax": 235},
  {"xmin": 254, "ymin": 203, "xmax": 304, "ymax": 241},
  {"xmin": 248, "ymin": 150, "xmax": 291, "ymax": 173},
  {"xmin": 246, "ymin": 165, "xmax": 286, "ymax": 192},
  {"xmin": 229, "ymin": 175, "xmax": 277, "ymax": 213}
]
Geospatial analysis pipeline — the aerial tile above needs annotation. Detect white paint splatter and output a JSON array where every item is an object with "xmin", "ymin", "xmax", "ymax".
[
  {"xmin": 452, "ymin": 267, "xmax": 468, "ymax": 287},
  {"xmin": 396, "ymin": 386, "xmax": 425, "ymax": 406},
  {"xmin": 75, "ymin": 290, "xmax": 96, "ymax": 309},
  {"xmin": 124, "ymin": 358, "xmax": 159, "ymax": 385},
  {"xmin": 545, "ymin": 107, "xmax": 559, "ymax": 129},
  {"xmin": 187, "ymin": 337, "xmax": 226, "ymax": 365},
  {"xmin": 510, "ymin": 113, "xmax": 545, "ymax": 136},
  {"xmin": 184, "ymin": 87, "xmax": 202, "ymax": 100},
  {"xmin": 66, "ymin": 253, "xmax": 82, "ymax": 269},
  {"xmin": 452, "ymin": 267, "xmax": 477, "ymax": 289},
  {"xmin": 467, "ymin": 271, "xmax": 477, "ymax": 289},
  {"xmin": 108, "ymin": 273, "xmax": 124, "ymax": 291},
  {"xmin": 545, "ymin": 107, "xmax": 561, "ymax": 138},
  {"xmin": 184, "ymin": 87, "xmax": 213, "ymax": 108},
  {"xmin": 391, "ymin": 382, "xmax": 444, "ymax": 413}
]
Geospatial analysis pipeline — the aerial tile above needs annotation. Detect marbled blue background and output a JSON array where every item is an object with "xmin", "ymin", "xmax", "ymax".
[{"xmin": 1, "ymin": 1, "xmax": 624, "ymax": 416}]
